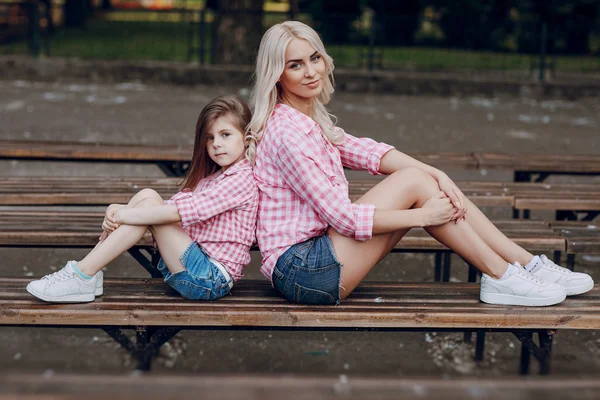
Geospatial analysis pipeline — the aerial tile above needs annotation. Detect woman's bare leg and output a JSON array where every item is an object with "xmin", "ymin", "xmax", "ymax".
[
  {"xmin": 331, "ymin": 168, "xmax": 509, "ymax": 299},
  {"xmin": 461, "ymin": 197, "xmax": 534, "ymax": 265}
]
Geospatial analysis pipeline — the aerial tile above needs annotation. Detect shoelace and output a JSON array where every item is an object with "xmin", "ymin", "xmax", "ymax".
[
  {"xmin": 541, "ymin": 257, "xmax": 572, "ymax": 274},
  {"xmin": 42, "ymin": 268, "xmax": 74, "ymax": 285},
  {"xmin": 514, "ymin": 268, "xmax": 544, "ymax": 285}
]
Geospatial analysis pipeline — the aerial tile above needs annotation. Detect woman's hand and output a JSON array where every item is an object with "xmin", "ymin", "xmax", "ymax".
[
  {"xmin": 421, "ymin": 192, "xmax": 457, "ymax": 227},
  {"xmin": 436, "ymin": 173, "xmax": 467, "ymax": 222}
]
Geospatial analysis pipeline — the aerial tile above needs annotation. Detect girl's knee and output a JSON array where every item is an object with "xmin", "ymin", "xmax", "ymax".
[
  {"xmin": 137, "ymin": 188, "xmax": 161, "ymax": 199},
  {"xmin": 135, "ymin": 196, "xmax": 163, "ymax": 208}
]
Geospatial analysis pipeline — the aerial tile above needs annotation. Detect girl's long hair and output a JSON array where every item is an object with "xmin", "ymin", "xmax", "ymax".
[
  {"xmin": 246, "ymin": 20, "xmax": 342, "ymax": 163},
  {"xmin": 181, "ymin": 95, "xmax": 252, "ymax": 191}
]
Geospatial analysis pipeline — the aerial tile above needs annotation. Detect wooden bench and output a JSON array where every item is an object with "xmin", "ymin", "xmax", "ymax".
[
  {"xmin": 0, "ymin": 210, "xmax": 566, "ymax": 281},
  {"xmin": 2, "ymin": 373, "xmax": 600, "ymax": 399},
  {"xmin": 1, "ymin": 277, "xmax": 599, "ymax": 375},
  {"xmin": 550, "ymin": 221, "xmax": 600, "ymax": 271},
  {"xmin": 3, "ymin": 140, "xmax": 600, "ymax": 181},
  {"xmin": 2, "ymin": 177, "xmax": 599, "ymax": 222}
]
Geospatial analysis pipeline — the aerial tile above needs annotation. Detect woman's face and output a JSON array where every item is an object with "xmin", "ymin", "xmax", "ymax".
[{"xmin": 279, "ymin": 38, "xmax": 326, "ymax": 102}]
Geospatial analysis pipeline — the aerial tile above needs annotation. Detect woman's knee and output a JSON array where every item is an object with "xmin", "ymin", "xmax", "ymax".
[{"xmin": 390, "ymin": 168, "xmax": 439, "ymax": 194}]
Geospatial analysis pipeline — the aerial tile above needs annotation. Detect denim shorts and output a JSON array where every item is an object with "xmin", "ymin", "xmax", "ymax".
[
  {"xmin": 272, "ymin": 235, "xmax": 342, "ymax": 305},
  {"xmin": 157, "ymin": 242, "xmax": 232, "ymax": 301}
]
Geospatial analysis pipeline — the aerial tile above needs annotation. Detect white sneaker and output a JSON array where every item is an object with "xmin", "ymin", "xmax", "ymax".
[
  {"xmin": 26, "ymin": 261, "xmax": 103, "ymax": 303},
  {"xmin": 480, "ymin": 264, "xmax": 566, "ymax": 306},
  {"xmin": 523, "ymin": 255, "xmax": 594, "ymax": 296}
]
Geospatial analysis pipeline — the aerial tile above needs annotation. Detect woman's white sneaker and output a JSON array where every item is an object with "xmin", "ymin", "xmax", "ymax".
[
  {"xmin": 26, "ymin": 261, "xmax": 103, "ymax": 303},
  {"xmin": 523, "ymin": 255, "xmax": 594, "ymax": 296},
  {"xmin": 480, "ymin": 264, "xmax": 566, "ymax": 307}
]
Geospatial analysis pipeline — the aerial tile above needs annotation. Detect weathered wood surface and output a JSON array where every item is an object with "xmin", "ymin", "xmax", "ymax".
[
  {"xmin": 0, "ymin": 211, "xmax": 565, "ymax": 253},
  {"xmin": 3, "ymin": 177, "xmax": 599, "ymax": 211},
  {"xmin": 3, "ymin": 140, "xmax": 599, "ymax": 174},
  {"xmin": 475, "ymin": 152, "xmax": 600, "ymax": 173},
  {"xmin": 0, "ymin": 140, "xmax": 191, "ymax": 162},
  {"xmin": 551, "ymin": 222, "xmax": 600, "ymax": 254},
  {"xmin": 1, "ymin": 278, "xmax": 599, "ymax": 329},
  {"xmin": 2, "ymin": 373, "xmax": 600, "ymax": 400}
]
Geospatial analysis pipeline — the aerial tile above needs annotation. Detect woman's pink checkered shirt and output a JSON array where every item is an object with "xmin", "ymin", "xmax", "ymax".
[{"xmin": 254, "ymin": 103, "xmax": 394, "ymax": 282}]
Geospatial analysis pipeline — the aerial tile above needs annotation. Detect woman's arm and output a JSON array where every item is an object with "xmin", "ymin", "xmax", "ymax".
[
  {"xmin": 113, "ymin": 204, "xmax": 181, "ymax": 226},
  {"xmin": 379, "ymin": 150, "xmax": 467, "ymax": 220}
]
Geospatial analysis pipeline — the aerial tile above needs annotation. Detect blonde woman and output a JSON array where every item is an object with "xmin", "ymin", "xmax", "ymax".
[{"xmin": 248, "ymin": 20, "xmax": 593, "ymax": 306}]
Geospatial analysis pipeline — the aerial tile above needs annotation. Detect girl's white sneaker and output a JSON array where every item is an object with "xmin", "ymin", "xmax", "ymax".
[
  {"xmin": 480, "ymin": 264, "xmax": 566, "ymax": 307},
  {"xmin": 524, "ymin": 255, "xmax": 594, "ymax": 296},
  {"xmin": 26, "ymin": 261, "xmax": 103, "ymax": 303}
]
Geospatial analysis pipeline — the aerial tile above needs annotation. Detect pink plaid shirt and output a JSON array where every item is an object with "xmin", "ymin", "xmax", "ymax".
[
  {"xmin": 166, "ymin": 159, "xmax": 258, "ymax": 282},
  {"xmin": 254, "ymin": 103, "xmax": 394, "ymax": 282}
]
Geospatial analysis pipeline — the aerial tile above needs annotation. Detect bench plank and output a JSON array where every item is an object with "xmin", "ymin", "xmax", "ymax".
[
  {"xmin": 0, "ymin": 211, "xmax": 565, "ymax": 253},
  {"xmin": 1, "ymin": 278, "xmax": 599, "ymax": 329}
]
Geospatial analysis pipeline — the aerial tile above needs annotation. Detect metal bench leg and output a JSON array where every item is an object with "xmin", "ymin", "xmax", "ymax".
[
  {"xmin": 128, "ymin": 248, "xmax": 162, "ymax": 278},
  {"xmin": 157, "ymin": 162, "xmax": 188, "ymax": 177},
  {"xmin": 538, "ymin": 330, "xmax": 554, "ymax": 375},
  {"xmin": 516, "ymin": 331, "xmax": 532, "ymax": 375},
  {"xmin": 442, "ymin": 252, "xmax": 451, "ymax": 282},
  {"xmin": 103, "ymin": 326, "xmax": 181, "ymax": 371},
  {"xmin": 434, "ymin": 253, "xmax": 442, "ymax": 282},
  {"xmin": 553, "ymin": 251, "xmax": 561, "ymax": 265},
  {"xmin": 567, "ymin": 254, "xmax": 575, "ymax": 271},
  {"xmin": 475, "ymin": 330, "xmax": 486, "ymax": 362}
]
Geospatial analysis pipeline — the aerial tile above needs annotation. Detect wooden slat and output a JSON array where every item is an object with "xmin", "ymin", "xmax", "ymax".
[
  {"xmin": 475, "ymin": 153, "xmax": 600, "ymax": 173},
  {"xmin": 0, "ymin": 212, "xmax": 564, "ymax": 253},
  {"xmin": 549, "ymin": 222, "xmax": 600, "ymax": 254},
  {"xmin": 0, "ymin": 140, "xmax": 191, "ymax": 162},
  {"xmin": 1, "ymin": 279, "xmax": 599, "ymax": 329},
  {"xmin": 2, "ymin": 373, "xmax": 600, "ymax": 400}
]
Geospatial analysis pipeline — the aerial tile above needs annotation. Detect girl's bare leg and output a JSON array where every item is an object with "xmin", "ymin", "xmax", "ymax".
[
  {"xmin": 330, "ymin": 168, "xmax": 509, "ymax": 299},
  {"xmin": 78, "ymin": 192, "xmax": 191, "ymax": 276}
]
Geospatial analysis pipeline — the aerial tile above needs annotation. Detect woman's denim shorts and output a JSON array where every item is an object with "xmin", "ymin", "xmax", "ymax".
[
  {"xmin": 157, "ymin": 242, "xmax": 232, "ymax": 301},
  {"xmin": 272, "ymin": 235, "xmax": 342, "ymax": 305}
]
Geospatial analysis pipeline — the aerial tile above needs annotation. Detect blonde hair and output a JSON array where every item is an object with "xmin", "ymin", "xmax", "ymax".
[{"xmin": 246, "ymin": 20, "xmax": 342, "ymax": 163}]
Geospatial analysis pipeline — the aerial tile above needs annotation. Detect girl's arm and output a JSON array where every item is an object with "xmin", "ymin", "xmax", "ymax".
[
  {"xmin": 113, "ymin": 204, "xmax": 181, "ymax": 226},
  {"xmin": 378, "ymin": 149, "xmax": 444, "ymax": 178}
]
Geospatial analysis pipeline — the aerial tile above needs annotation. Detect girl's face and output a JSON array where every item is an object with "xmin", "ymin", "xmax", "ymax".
[
  {"xmin": 279, "ymin": 38, "xmax": 326, "ymax": 102},
  {"xmin": 206, "ymin": 115, "xmax": 246, "ymax": 171}
]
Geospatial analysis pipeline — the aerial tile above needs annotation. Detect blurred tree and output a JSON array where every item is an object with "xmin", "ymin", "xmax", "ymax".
[
  {"xmin": 298, "ymin": 0, "xmax": 363, "ymax": 45},
  {"xmin": 424, "ymin": 0, "xmax": 516, "ymax": 50},
  {"xmin": 367, "ymin": 0, "xmax": 423, "ymax": 46},
  {"xmin": 213, "ymin": 0, "xmax": 264, "ymax": 64}
]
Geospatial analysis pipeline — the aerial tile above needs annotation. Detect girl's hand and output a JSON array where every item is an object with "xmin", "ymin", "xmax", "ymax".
[
  {"xmin": 422, "ymin": 192, "xmax": 457, "ymax": 227},
  {"xmin": 436, "ymin": 173, "xmax": 467, "ymax": 222},
  {"xmin": 98, "ymin": 230, "xmax": 109, "ymax": 243},
  {"xmin": 102, "ymin": 204, "xmax": 124, "ymax": 232}
]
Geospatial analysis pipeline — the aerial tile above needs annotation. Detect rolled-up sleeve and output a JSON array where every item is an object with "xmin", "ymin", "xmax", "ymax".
[
  {"xmin": 170, "ymin": 174, "xmax": 255, "ymax": 228},
  {"xmin": 336, "ymin": 128, "xmax": 394, "ymax": 175},
  {"xmin": 275, "ymin": 140, "xmax": 374, "ymax": 241}
]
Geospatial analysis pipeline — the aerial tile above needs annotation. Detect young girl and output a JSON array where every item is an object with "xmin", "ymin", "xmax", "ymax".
[
  {"xmin": 248, "ymin": 21, "xmax": 594, "ymax": 307},
  {"xmin": 27, "ymin": 95, "xmax": 258, "ymax": 303}
]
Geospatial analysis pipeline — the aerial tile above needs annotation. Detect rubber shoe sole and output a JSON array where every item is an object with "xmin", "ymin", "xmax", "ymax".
[
  {"xmin": 26, "ymin": 283, "xmax": 95, "ymax": 303},
  {"xmin": 565, "ymin": 280, "xmax": 594, "ymax": 296},
  {"xmin": 480, "ymin": 291, "xmax": 566, "ymax": 307}
]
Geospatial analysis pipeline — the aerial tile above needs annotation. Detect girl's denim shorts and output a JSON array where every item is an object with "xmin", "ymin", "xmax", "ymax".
[
  {"xmin": 157, "ymin": 242, "xmax": 232, "ymax": 301},
  {"xmin": 272, "ymin": 234, "xmax": 342, "ymax": 305}
]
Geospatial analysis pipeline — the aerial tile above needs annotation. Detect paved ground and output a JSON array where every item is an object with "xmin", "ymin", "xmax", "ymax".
[{"xmin": 0, "ymin": 79, "xmax": 599, "ymax": 380}]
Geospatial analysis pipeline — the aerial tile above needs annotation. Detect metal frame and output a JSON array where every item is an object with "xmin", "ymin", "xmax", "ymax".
[{"xmin": 3, "ymin": 324, "xmax": 556, "ymax": 374}]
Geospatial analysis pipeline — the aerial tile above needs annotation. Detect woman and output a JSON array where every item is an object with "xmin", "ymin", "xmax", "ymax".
[{"xmin": 247, "ymin": 21, "xmax": 593, "ymax": 306}]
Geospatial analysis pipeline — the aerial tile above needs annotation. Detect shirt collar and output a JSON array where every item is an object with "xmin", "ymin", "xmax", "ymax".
[
  {"xmin": 274, "ymin": 103, "xmax": 318, "ymax": 135},
  {"xmin": 221, "ymin": 158, "xmax": 252, "ymax": 177}
]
